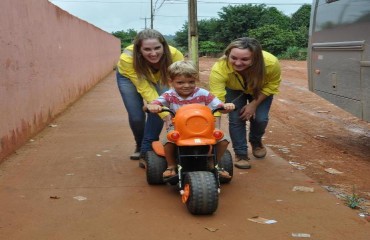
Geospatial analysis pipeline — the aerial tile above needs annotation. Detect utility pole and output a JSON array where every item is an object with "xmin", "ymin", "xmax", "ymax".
[
  {"xmin": 140, "ymin": 17, "xmax": 150, "ymax": 29},
  {"xmin": 150, "ymin": 0, "xmax": 154, "ymax": 29},
  {"xmin": 188, "ymin": 0, "xmax": 198, "ymax": 70}
]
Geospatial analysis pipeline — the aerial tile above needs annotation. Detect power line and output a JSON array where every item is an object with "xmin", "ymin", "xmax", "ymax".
[
  {"xmin": 50, "ymin": 0, "xmax": 309, "ymax": 6},
  {"xmin": 156, "ymin": 14, "xmax": 216, "ymax": 18},
  {"xmin": 50, "ymin": 0, "xmax": 147, "ymax": 3}
]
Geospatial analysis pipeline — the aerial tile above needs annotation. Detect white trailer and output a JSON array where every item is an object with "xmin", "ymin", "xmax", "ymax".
[{"xmin": 308, "ymin": 0, "xmax": 370, "ymax": 121}]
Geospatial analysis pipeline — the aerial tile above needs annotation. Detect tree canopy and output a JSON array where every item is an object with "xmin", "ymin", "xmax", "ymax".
[
  {"xmin": 174, "ymin": 4, "xmax": 311, "ymax": 58},
  {"xmin": 111, "ymin": 29, "xmax": 137, "ymax": 51},
  {"xmin": 112, "ymin": 4, "xmax": 311, "ymax": 59}
]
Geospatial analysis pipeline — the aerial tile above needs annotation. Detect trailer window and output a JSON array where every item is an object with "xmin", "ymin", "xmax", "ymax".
[{"xmin": 315, "ymin": 0, "xmax": 370, "ymax": 32}]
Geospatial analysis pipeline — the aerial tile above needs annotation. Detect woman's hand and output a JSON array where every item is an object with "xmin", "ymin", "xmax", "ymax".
[{"xmin": 240, "ymin": 102, "xmax": 257, "ymax": 121}]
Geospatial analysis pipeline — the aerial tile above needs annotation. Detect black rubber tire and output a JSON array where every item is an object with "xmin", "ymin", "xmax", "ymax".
[
  {"xmin": 146, "ymin": 151, "xmax": 167, "ymax": 185},
  {"xmin": 184, "ymin": 171, "xmax": 218, "ymax": 215},
  {"xmin": 219, "ymin": 149, "xmax": 233, "ymax": 184}
]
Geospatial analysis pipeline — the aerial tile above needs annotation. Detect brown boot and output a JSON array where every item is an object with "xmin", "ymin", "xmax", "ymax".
[
  {"xmin": 234, "ymin": 155, "xmax": 251, "ymax": 169},
  {"xmin": 251, "ymin": 142, "xmax": 267, "ymax": 158}
]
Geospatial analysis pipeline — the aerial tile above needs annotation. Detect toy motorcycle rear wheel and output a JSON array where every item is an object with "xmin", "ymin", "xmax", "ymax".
[
  {"xmin": 146, "ymin": 151, "xmax": 167, "ymax": 185},
  {"xmin": 219, "ymin": 149, "xmax": 233, "ymax": 184},
  {"xmin": 183, "ymin": 171, "xmax": 218, "ymax": 215}
]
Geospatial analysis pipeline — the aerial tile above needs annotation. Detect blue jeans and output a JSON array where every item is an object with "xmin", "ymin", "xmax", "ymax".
[
  {"xmin": 116, "ymin": 70, "xmax": 167, "ymax": 155},
  {"xmin": 225, "ymin": 88, "xmax": 273, "ymax": 156}
]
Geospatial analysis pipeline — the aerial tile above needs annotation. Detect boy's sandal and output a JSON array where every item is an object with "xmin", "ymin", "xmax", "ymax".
[
  {"xmin": 216, "ymin": 166, "xmax": 231, "ymax": 179},
  {"xmin": 163, "ymin": 167, "xmax": 176, "ymax": 178}
]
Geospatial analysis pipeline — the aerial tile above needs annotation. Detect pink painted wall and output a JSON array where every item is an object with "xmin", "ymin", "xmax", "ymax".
[{"xmin": 0, "ymin": 0, "xmax": 121, "ymax": 161}]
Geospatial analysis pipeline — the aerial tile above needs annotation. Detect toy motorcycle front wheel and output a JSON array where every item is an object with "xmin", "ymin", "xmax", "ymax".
[{"xmin": 182, "ymin": 171, "xmax": 218, "ymax": 215}]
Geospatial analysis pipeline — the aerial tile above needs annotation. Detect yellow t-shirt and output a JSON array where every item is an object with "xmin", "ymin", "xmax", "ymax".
[
  {"xmin": 117, "ymin": 45, "xmax": 184, "ymax": 103},
  {"xmin": 209, "ymin": 50, "xmax": 281, "ymax": 102}
]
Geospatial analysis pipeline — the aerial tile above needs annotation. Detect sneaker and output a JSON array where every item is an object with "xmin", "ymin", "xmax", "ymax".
[
  {"xmin": 251, "ymin": 142, "xmax": 267, "ymax": 158},
  {"xmin": 234, "ymin": 155, "xmax": 251, "ymax": 169},
  {"xmin": 130, "ymin": 146, "xmax": 141, "ymax": 160}
]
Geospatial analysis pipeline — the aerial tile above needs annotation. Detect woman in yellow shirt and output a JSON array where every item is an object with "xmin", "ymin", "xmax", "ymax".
[
  {"xmin": 209, "ymin": 37, "xmax": 281, "ymax": 169},
  {"xmin": 116, "ymin": 29, "xmax": 184, "ymax": 166}
]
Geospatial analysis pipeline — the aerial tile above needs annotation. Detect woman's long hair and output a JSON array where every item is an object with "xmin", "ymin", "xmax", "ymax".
[
  {"xmin": 223, "ymin": 37, "xmax": 266, "ymax": 98},
  {"xmin": 132, "ymin": 29, "xmax": 173, "ymax": 86}
]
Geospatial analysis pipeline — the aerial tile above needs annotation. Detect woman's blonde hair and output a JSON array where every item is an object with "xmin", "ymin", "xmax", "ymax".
[
  {"xmin": 222, "ymin": 37, "xmax": 266, "ymax": 97},
  {"xmin": 168, "ymin": 60, "xmax": 199, "ymax": 81},
  {"xmin": 133, "ymin": 29, "xmax": 173, "ymax": 85}
]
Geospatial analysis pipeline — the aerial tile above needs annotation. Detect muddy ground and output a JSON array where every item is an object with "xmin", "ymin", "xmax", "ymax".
[{"xmin": 199, "ymin": 58, "xmax": 370, "ymax": 214}]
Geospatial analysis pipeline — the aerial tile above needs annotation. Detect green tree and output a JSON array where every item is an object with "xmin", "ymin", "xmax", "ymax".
[
  {"xmin": 294, "ymin": 25, "xmax": 309, "ymax": 48},
  {"xmin": 290, "ymin": 4, "xmax": 311, "ymax": 49},
  {"xmin": 173, "ymin": 3, "xmax": 311, "ymax": 59},
  {"xmin": 173, "ymin": 23, "xmax": 188, "ymax": 49},
  {"xmin": 248, "ymin": 24, "xmax": 296, "ymax": 56},
  {"xmin": 216, "ymin": 4, "xmax": 266, "ymax": 43},
  {"xmin": 173, "ymin": 19, "xmax": 222, "ymax": 51},
  {"xmin": 198, "ymin": 18, "xmax": 221, "ymax": 42},
  {"xmin": 199, "ymin": 41, "xmax": 224, "ymax": 57},
  {"xmin": 291, "ymin": 4, "xmax": 311, "ymax": 30},
  {"xmin": 112, "ymin": 29, "xmax": 137, "ymax": 51},
  {"xmin": 258, "ymin": 7, "xmax": 291, "ymax": 30}
]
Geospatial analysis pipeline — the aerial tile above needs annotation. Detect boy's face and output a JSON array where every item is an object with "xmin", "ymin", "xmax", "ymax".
[{"xmin": 171, "ymin": 75, "xmax": 197, "ymax": 98}]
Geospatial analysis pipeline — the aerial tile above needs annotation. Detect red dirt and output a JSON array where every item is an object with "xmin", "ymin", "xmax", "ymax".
[
  {"xmin": 0, "ymin": 59, "xmax": 369, "ymax": 240},
  {"xmin": 199, "ymin": 58, "xmax": 370, "ymax": 213}
]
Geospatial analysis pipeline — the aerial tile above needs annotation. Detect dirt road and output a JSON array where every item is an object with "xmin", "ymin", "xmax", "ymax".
[
  {"xmin": 0, "ymin": 59, "xmax": 369, "ymax": 240},
  {"xmin": 199, "ymin": 58, "xmax": 370, "ymax": 213}
]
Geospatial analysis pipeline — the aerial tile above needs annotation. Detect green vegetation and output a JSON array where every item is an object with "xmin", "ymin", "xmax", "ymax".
[
  {"xmin": 279, "ymin": 47, "xmax": 307, "ymax": 60},
  {"xmin": 345, "ymin": 187, "xmax": 361, "ymax": 209},
  {"xmin": 346, "ymin": 193, "xmax": 361, "ymax": 209},
  {"xmin": 111, "ymin": 28, "xmax": 137, "ymax": 52},
  {"xmin": 112, "ymin": 4, "xmax": 311, "ymax": 60}
]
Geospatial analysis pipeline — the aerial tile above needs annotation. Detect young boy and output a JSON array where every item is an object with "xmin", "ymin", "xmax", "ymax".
[{"xmin": 146, "ymin": 60, "xmax": 235, "ymax": 179}]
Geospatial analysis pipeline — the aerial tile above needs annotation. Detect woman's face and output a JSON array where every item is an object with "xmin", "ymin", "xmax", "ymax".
[
  {"xmin": 140, "ymin": 38, "xmax": 164, "ymax": 64},
  {"xmin": 228, "ymin": 48, "xmax": 253, "ymax": 72}
]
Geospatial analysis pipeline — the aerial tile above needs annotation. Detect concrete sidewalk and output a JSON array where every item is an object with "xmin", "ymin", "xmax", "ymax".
[{"xmin": 0, "ymin": 72, "xmax": 369, "ymax": 240}]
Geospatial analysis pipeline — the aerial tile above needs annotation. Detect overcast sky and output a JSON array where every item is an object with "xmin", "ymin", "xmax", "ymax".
[{"xmin": 49, "ymin": 0, "xmax": 312, "ymax": 35}]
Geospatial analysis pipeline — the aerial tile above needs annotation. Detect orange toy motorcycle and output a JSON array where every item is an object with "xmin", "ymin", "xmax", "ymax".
[{"xmin": 145, "ymin": 103, "xmax": 233, "ymax": 215}]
